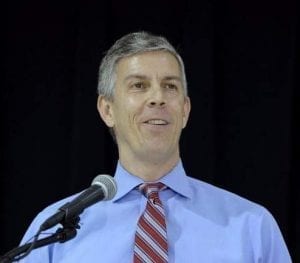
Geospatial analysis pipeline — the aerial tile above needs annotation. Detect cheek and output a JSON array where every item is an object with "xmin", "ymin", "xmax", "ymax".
[
  {"xmin": 113, "ymin": 97, "xmax": 139, "ymax": 125},
  {"xmin": 123, "ymin": 96, "xmax": 144, "ymax": 118}
]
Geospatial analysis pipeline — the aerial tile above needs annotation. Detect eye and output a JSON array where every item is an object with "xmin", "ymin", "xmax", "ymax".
[
  {"xmin": 132, "ymin": 82, "xmax": 146, "ymax": 89},
  {"xmin": 164, "ymin": 83, "xmax": 178, "ymax": 90}
]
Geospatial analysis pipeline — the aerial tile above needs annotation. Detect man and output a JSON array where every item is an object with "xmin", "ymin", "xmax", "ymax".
[{"xmin": 17, "ymin": 31, "xmax": 291, "ymax": 262}]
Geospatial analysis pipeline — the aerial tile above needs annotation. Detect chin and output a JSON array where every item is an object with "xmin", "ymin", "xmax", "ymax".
[{"xmin": 145, "ymin": 146, "xmax": 174, "ymax": 158}]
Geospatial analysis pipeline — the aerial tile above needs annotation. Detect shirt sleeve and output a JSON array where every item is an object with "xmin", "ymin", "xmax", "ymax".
[{"xmin": 259, "ymin": 208, "xmax": 292, "ymax": 263}]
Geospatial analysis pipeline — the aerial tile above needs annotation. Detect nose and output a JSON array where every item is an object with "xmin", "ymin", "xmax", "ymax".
[{"xmin": 148, "ymin": 86, "xmax": 166, "ymax": 107}]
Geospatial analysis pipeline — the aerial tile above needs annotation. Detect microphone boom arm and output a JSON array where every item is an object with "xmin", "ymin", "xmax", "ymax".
[{"xmin": 0, "ymin": 218, "xmax": 79, "ymax": 263}]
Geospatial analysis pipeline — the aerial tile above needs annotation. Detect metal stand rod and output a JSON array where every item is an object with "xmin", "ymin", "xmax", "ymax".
[{"xmin": 0, "ymin": 227, "xmax": 77, "ymax": 263}]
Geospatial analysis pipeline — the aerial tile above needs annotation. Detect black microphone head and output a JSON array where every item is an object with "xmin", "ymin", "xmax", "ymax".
[{"xmin": 92, "ymin": 174, "xmax": 117, "ymax": 200}]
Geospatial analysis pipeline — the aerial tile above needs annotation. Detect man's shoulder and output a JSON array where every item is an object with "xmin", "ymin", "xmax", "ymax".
[
  {"xmin": 20, "ymin": 192, "xmax": 82, "ymax": 246},
  {"xmin": 185, "ymin": 175, "xmax": 270, "ymax": 219}
]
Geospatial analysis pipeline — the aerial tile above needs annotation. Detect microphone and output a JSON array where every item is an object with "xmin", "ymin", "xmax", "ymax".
[{"xmin": 39, "ymin": 174, "xmax": 117, "ymax": 231}]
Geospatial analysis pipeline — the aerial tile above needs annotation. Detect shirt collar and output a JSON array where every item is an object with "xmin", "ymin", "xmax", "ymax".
[{"xmin": 111, "ymin": 159, "xmax": 192, "ymax": 202}]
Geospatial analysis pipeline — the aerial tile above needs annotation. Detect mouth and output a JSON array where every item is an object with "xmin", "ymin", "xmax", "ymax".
[{"xmin": 144, "ymin": 119, "xmax": 169, "ymax": 125}]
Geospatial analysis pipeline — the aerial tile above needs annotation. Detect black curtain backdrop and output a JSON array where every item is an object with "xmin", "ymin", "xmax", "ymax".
[{"xmin": 2, "ymin": 0, "xmax": 299, "ymax": 261}]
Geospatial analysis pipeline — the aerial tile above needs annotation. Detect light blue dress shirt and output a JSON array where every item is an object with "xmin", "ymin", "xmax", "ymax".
[{"xmin": 19, "ymin": 160, "xmax": 291, "ymax": 262}]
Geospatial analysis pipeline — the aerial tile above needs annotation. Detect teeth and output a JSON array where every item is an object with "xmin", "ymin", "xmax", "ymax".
[{"xmin": 146, "ymin": 119, "xmax": 167, "ymax": 125}]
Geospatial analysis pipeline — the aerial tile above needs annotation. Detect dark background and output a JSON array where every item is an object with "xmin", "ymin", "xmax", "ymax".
[{"xmin": 2, "ymin": 0, "xmax": 299, "ymax": 261}]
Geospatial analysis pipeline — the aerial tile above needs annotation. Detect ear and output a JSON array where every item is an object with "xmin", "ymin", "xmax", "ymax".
[
  {"xmin": 182, "ymin": 96, "xmax": 191, "ymax": 129},
  {"xmin": 97, "ymin": 95, "xmax": 115, "ymax": 128}
]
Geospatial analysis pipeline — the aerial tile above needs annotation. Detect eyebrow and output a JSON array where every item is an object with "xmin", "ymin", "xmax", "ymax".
[
  {"xmin": 124, "ymin": 74, "xmax": 148, "ymax": 81},
  {"xmin": 124, "ymin": 74, "xmax": 182, "ymax": 82},
  {"xmin": 163, "ymin": 76, "xmax": 182, "ymax": 82}
]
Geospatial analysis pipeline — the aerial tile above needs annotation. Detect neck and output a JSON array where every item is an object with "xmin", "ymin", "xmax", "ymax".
[{"xmin": 119, "ymin": 153, "xmax": 180, "ymax": 182}]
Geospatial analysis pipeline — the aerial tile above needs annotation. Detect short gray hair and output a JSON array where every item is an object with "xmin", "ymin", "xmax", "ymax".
[{"xmin": 97, "ymin": 31, "xmax": 188, "ymax": 100}]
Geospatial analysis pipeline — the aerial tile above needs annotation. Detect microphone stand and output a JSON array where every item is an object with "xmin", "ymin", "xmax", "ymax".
[{"xmin": 0, "ymin": 217, "xmax": 80, "ymax": 263}]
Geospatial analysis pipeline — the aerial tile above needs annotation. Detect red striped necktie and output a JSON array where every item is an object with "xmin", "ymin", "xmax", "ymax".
[{"xmin": 134, "ymin": 182, "xmax": 168, "ymax": 263}]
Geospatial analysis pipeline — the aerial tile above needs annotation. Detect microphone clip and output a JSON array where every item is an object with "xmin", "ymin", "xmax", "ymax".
[
  {"xmin": 59, "ymin": 205, "xmax": 81, "ymax": 230},
  {"xmin": 61, "ymin": 216, "xmax": 81, "ymax": 232}
]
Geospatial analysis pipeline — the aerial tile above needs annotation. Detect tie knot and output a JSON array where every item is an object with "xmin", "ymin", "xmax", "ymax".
[{"xmin": 139, "ymin": 182, "xmax": 166, "ymax": 199}]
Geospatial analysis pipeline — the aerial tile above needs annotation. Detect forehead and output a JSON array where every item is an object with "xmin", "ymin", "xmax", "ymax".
[{"xmin": 115, "ymin": 51, "xmax": 181, "ymax": 78}]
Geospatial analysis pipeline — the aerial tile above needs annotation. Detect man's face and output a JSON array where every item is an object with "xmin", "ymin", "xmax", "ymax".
[{"xmin": 98, "ymin": 51, "xmax": 190, "ymax": 164}]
